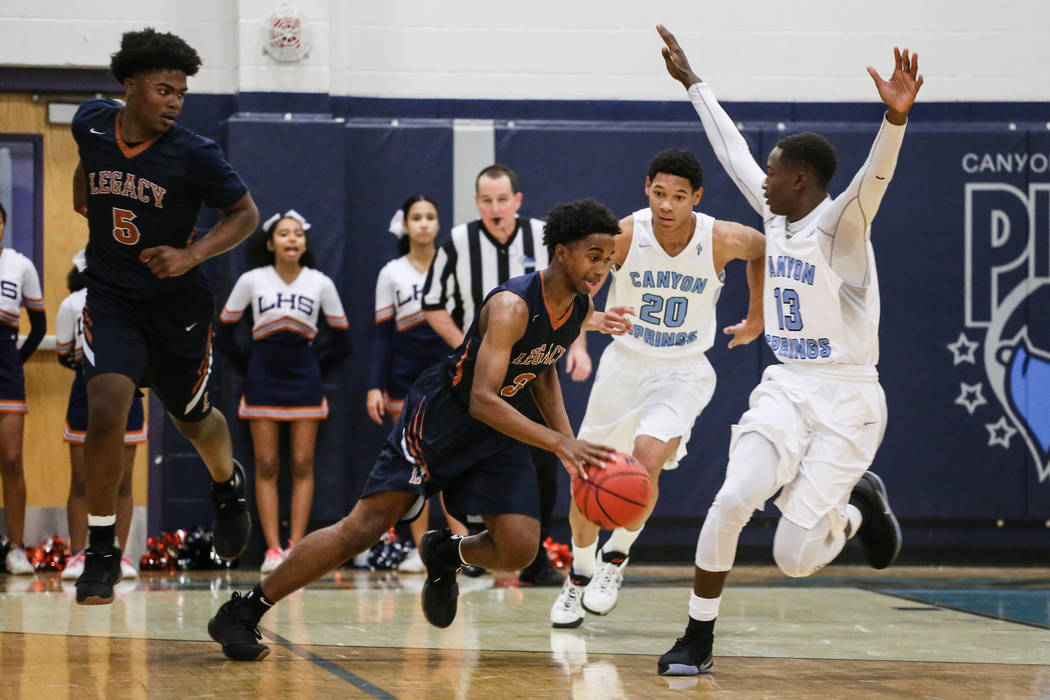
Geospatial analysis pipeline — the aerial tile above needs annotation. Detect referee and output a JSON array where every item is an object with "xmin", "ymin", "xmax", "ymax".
[{"xmin": 422, "ymin": 164, "xmax": 592, "ymax": 586}]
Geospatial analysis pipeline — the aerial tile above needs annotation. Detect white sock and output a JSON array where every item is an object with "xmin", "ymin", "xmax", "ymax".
[
  {"xmin": 845, "ymin": 504, "xmax": 863, "ymax": 539},
  {"xmin": 689, "ymin": 592, "xmax": 721, "ymax": 621},
  {"xmin": 571, "ymin": 540, "xmax": 598, "ymax": 578},
  {"xmin": 604, "ymin": 525, "xmax": 643, "ymax": 556},
  {"xmin": 88, "ymin": 514, "xmax": 116, "ymax": 527}
]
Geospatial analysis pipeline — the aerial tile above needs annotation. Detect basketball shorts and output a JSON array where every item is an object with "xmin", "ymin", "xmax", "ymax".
[
  {"xmin": 0, "ymin": 335, "xmax": 26, "ymax": 413},
  {"xmin": 64, "ymin": 372, "xmax": 147, "ymax": 444},
  {"xmin": 239, "ymin": 334, "xmax": 327, "ymax": 421},
  {"xmin": 577, "ymin": 341, "xmax": 716, "ymax": 469},
  {"xmin": 360, "ymin": 365, "xmax": 539, "ymax": 524},
  {"xmin": 83, "ymin": 280, "xmax": 215, "ymax": 423},
  {"xmin": 731, "ymin": 363, "xmax": 887, "ymax": 530}
]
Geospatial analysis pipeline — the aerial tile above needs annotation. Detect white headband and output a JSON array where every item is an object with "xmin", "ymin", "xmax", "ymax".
[
  {"xmin": 262, "ymin": 209, "xmax": 311, "ymax": 233},
  {"xmin": 388, "ymin": 209, "xmax": 404, "ymax": 237}
]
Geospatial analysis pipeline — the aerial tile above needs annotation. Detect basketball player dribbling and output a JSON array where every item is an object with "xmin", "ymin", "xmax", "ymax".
[
  {"xmin": 655, "ymin": 25, "xmax": 921, "ymax": 675},
  {"xmin": 550, "ymin": 149, "xmax": 766, "ymax": 628},
  {"xmin": 208, "ymin": 198, "xmax": 624, "ymax": 662}
]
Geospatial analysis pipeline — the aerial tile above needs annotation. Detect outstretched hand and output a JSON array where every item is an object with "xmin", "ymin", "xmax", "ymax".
[
  {"xmin": 657, "ymin": 24, "xmax": 702, "ymax": 89},
  {"xmin": 723, "ymin": 317, "xmax": 763, "ymax": 348},
  {"xmin": 867, "ymin": 47, "xmax": 924, "ymax": 125}
]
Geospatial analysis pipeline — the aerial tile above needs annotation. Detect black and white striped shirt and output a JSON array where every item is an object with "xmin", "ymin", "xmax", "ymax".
[{"xmin": 421, "ymin": 217, "xmax": 547, "ymax": 330}]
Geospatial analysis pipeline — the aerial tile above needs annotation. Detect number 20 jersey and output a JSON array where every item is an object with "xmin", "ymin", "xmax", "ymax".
[
  {"xmin": 608, "ymin": 208, "xmax": 722, "ymax": 359},
  {"xmin": 763, "ymin": 205, "xmax": 880, "ymax": 367},
  {"xmin": 71, "ymin": 98, "xmax": 247, "ymax": 298}
]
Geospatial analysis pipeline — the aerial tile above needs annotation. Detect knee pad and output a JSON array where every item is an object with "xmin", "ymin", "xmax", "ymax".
[{"xmin": 772, "ymin": 518, "xmax": 838, "ymax": 578}]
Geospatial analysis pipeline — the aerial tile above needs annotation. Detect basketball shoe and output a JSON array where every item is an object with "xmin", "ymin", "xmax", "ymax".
[
  {"xmin": 519, "ymin": 548, "xmax": 564, "ymax": 587},
  {"xmin": 657, "ymin": 618, "xmax": 714, "ymax": 676},
  {"xmin": 849, "ymin": 471, "xmax": 902, "ymax": 569},
  {"xmin": 420, "ymin": 528, "xmax": 459, "ymax": 628},
  {"xmin": 211, "ymin": 460, "xmax": 251, "ymax": 560},
  {"xmin": 5, "ymin": 546, "xmax": 34, "ymax": 575},
  {"xmin": 260, "ymin": 547, "xmax": 285, "ymax": 573},
  {"xmin": 550, "ymin": 573, "xmax": 589, "ymax": 628},
  {"xmin": 398, "ymin": 547, "xmax": 425, "ymax": 573},
  {"xmin": 208, "ymin": 592, "xmax": 271, "ymax": 661},
  {"xmin": 75, "ymin": 546, "xmax": 122, "ymax": 605},
  {"xmin": 120, "ymin": 554, "xmax": 139, "ymax": 579},
  {"xmin": 582, "ymin": 550, "xmax": 627, "ymax": 615}
]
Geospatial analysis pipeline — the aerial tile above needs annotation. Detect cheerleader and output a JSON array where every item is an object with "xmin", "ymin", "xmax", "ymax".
[
  {"xmin": 219, "ymin": 211, "xmax": 349, "ymax": 572},
  {"xmin": 366, "ymin": 195, "xmax": 466, "ymax": 573},
  {"xmin": 0, "ymin": 202, "xmax": 45, "ymax": 575},
  {"xmin": 58, "ymin": 261, "xmax": 143, "ymax": 581}
]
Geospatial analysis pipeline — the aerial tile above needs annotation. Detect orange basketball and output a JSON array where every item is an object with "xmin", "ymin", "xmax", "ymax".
[{"xmin": 572, "ymin": 452, "xmax": 652, "ymax": 529}]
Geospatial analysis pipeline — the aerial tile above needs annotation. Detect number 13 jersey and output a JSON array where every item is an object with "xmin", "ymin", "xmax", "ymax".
[
  {"xmin": 608, "ymin": 208, "xmax": 722, "ymax": 359},
  {"xmin": 763, "ymin": 203, "xmax": 881, "ymax": 368}
]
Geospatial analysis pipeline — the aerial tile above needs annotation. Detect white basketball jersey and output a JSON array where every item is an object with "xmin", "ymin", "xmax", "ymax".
[
  {"xmin": 608, "ymin": 209, "xmax": 723, "ymax": 358},
  {"xmin": 56, "ymin": 288, "xmax": 87, "ymax": 363},
  {"xmin": 0, "ymin": 248, "xmax": 44, "ymax": 329},
  {"xmin": 221, "ymin": 266, "xmax": 348, "ymax": 340},
  {"xmin": 763, "ymin": 206, "xmax": 881, "ymax": 367}
]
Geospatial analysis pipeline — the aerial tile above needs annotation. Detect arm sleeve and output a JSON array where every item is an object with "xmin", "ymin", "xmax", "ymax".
[
  {"xmin": 220, "ymin": 273, "xmax": 253, "ymax": 324},
  {"xmin": 19, "ymin": 309, "xmax": 45, "ymax": 363},
  {"xmin": 421, "ymin": 241, "xmax": 457, "ymax": 311},
  {"xmin": 320, "ymin": 275, "xmax": 348, "ymax": 330},
  {"xmin": 187, "ymin": 138, "xmax": 249, "ymax": 211},
  {"xmin": 687, "ymin": 83, "xmax": 770, "ymax": 217},
  {"xmin": 55, "ymin": 296, "xmax": 77, "ymax": 369}
]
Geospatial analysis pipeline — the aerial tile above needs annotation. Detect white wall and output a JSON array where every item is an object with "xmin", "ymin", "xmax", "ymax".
[{"xmin": 1, "ymin": 0, "xmax": 1047, "ymax": 102}]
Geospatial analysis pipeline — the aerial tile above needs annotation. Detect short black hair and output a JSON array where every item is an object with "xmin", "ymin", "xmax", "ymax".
[
  {"xmin": 67, "ymin": 265, "xmax": 86, "ymax": 293},
  {"xmin": 110, "ymin": 28, "xmax": 202, "ymax": 83},
  {"xmin": 0, "ymin": 201, "xmax": 6, "ymax": 226},
  {"xmin": 398, "ymin": 194, "xmax": 438, "ymax": 256},
  {"xmin": 475, "ymin": 164, "xmax": 520, "ymax": 194},
  {"xmin": 247, "ymin": 215, "xmax": 317, "ymax": 269},
  {"xmin": 776, "ymin": 132, "xmax": 837, "ymax": 186},
  {"xmin": 648, "ymin": 149, "xmax": 703, "ymax": 191},
  {"xmin": 543, "ymin": 198, "xmax": 619, "ymax": 256}
]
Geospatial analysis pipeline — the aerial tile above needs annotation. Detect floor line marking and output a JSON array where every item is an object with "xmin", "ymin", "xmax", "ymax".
[{"xmin": 261, "ymin": 627, "xmax": 399, "ymax": 699}]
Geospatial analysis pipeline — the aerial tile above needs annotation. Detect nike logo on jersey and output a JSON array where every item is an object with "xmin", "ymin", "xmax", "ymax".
[
  {"xmin": 875, "ymin": 175, "xmax": 886, "ymax": 180},
  {"xmin": 532, "ymin": 314, "xmax": 541, "ymax": 321},
  {"xmin": 638, "ymin": 243, "xmax": 651, "ymax": 248},
  {"xmin": 863, "ymin": 420, "xmax": 878, "ymax": 425},
  {"xmin": 185, "ymin": 322, "xmax": 198, "ymax": 332},
  {"xmin": 89, "ymin": 128, "xmax": 107, "ymax": 135}
]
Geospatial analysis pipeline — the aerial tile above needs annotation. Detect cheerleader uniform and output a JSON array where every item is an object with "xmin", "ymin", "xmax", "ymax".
[
  {"xmin": 56, "ymin": 289, "xmax": 146, "ymax": 444},
  {"xmin": 0, "ymin": 248, "xmax": 44, "ymax": 413},
  {"xmin": 368, "ymin": 256, "xmax": 452, "ymax": 413},
  {"xmin": 221, "ymin": 265, "xmax": 348, "ymax": 420}
]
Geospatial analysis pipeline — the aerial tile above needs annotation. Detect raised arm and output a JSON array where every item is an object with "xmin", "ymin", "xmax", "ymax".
[
  {"xmin": 658, "ymin": 25, "xmax": 768, "ymax": 216},
  {"xmin": 820, "ymin": 47, "xmax": 923, "ymax": 284},
  {"xmin": 712, "ymin": 221, "xmax": 766, "ymax": 348}
]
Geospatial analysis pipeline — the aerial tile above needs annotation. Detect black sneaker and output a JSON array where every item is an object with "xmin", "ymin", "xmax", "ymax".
[
  {"xmin": 211, "ymin": 460, "xmax": 251, "ymax": 561},
  {"xmin": 850, "ymin": 471, "xmax": 902, "ymax": 569},
  {"xmin": 420, "ymin": 528, "xmax": 459, "ymax": 628},
  {"xmin": 75, "ymin": 546, "xmax": 123, "ymax": 605},
  {"xmin": 208, "ymin": 592, "xmax": 271, "ymax": 661},
  {"xmin": 461, "ymin": 564, "xmax": 486, "ymax": 578},
  {"xmin": 658, "ymin": 619, "xmax": 714, "ymax": 676},
  {"xmin": 518, "ymin": 552, "xmax": 565, "ymax": 587}
]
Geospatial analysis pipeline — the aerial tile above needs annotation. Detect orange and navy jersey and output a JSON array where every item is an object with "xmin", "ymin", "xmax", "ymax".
[
  {"xmin": 55, "ymin": 288, "xmax": 87, "ymax": 365},
  {"xmin": 71, "ymin": 98, "xmax": 247, "ymax": 298},
  {"xmin": 0, "ymin": 248, "xmax": 44, "ymax": 331},
  {"xmin": 221, "ymin": 265, "xmax": 347, "ymax": 341},
  {"xmin": 444, "ymin": 271, "xmax": 588, "ymax": 410}
]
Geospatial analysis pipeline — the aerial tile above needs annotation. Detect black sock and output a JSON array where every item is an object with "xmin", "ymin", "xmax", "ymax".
[
  {"xmin": 686, "ymin": 617, "xmax": 716, "ymax": 637},
  {"xmin": 243, "ymin": 584, "xmax": 274, "ymax": 620},
  {"xmin": 212, "ymin": 471, "xmax": 237, "ymax": 494},
  {"xmin": 433, "ymin": 535, "xmax": 464, "ymax": 570},
  {"xmin": 88, "ymin": 525, "xmax": 116, "ymax": 552}
]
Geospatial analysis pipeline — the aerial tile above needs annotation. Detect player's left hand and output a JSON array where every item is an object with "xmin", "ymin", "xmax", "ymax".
[
  {"xmin": 140, "ymin": 245, "xmax": 199, "ymax": 278},
  {"xmin": 593, "ymin": 306, "xmax": 635, "ymax": 336},
  {"xmin": 724, "ymin": 317, "xmax": 763, "ymax": 348},
  {"xmin": 867, "ymin": 47, "xmax": 924, "ymax": 123},
  {"xmin": 658, "ymin": 25, "xmax": 702, "ymax": 89},
  {"xmin": 564, "ymin": 340, "xmax": 593, "ymax": 382}
]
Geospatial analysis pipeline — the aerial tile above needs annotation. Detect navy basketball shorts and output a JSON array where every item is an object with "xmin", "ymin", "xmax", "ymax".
[
  {"xmin": 360, "ymin": 365, "xmax": 540, "ymax": 524},
  {"xmin": 64, "ymin": 372, "xmax": 146, "ymax": 444},
  {"xmin": 0, "ymin": 335, "xmax": 26, "ymax": 413},
  {"xmin": 82, "ymin": 280, "xmax": 215, "ymax": 422}
]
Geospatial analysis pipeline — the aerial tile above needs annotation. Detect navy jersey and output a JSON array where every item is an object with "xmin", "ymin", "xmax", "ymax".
[
  {"xmin": 71, "ymin": 98, "xmax": 248, "ymax": 297},
  {"xmin": 444, "ymin": 271, "xmax": 589, "ymax": 410}
]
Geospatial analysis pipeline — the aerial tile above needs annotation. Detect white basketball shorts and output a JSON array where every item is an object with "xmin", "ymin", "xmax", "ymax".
[{"xmin": 577, "ymin": 341, "xmax": 716, "ymax": 469}]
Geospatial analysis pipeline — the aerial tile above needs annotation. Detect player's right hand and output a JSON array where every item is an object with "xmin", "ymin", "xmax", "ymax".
[
  {"xmin": 365, "ymin": 389, "xmax": 386, "ymax": 424},
  {"xmin": 553, "ymin": 436, "xmax": 616, "ymax": 480},
  {"xmin": 657, "ymin": 25, "xmax": 703, "ymax": 89}
]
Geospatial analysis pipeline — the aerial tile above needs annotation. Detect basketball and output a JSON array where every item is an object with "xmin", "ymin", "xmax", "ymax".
[{"xmin": 572, "ymin": 452, "xmax": 652, "ymax": 529}]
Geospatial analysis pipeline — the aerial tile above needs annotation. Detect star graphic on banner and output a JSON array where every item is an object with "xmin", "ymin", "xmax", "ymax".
[
  {"xmin": 947, "ymin": 332, "xmax": 979, "ymax": 365},
  {"xmin": 985, "ymin": 416, "xmax": 1018, "ymax": 449},
  {"xmin": 954, "ymin": 382, "xmax": 987, "ymax": 414}
]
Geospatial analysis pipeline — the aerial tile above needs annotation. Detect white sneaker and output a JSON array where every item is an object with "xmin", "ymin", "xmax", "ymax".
[
  {"xmin": 398, "ymin": 547, "xmax": 424, "ymax": 573},
  {"xmin": 550, "ymin": 576, "xmax": 586, "ymax": 628},
  {"xmin": 582, "ymin": 551, "xmax": 628, "ymax": 615},
  {"xmin": 62, "ymin": 551, "xmax": 86, "ymax": 580},
  {"xmin": 260, "ymin": 546, "xmax": 285, "ymax": 573},
  {"xmin": 5, "ymin": 546, "xmax": 34, "ymax": 575},
  {"xmin": 120, "ymin": 554, "xmax": 138, "ymax": 579}
]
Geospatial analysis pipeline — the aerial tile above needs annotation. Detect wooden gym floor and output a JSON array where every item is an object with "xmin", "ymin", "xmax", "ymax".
[{"xmin": 0, "ymin": 564, "xmax": 1048, "ymax": 698}]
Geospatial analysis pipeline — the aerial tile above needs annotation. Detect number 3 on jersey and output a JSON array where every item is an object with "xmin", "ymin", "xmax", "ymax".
[
  {"xmin": 112, "ymin": 207, "xmax": 141, "ymax": 246},
  {"xmin": 773, "ymin": 287, "xmax": 803, "ymax": 331},
  {"xmin": 500, "ymin": 372, "xmax": 537, "ymax": 398}
]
